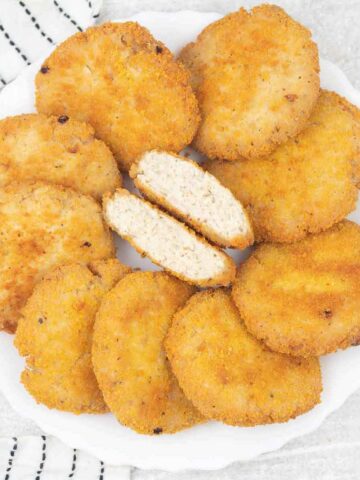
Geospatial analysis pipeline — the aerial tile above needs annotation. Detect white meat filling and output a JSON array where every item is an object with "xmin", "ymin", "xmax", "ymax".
[
  {"xmin": 106, "ymin": 193, "xmax": 227, "ymax": 281},
  {"xmin": 136, "ymin": 151, "xmax": 250, "ymax": 240}
]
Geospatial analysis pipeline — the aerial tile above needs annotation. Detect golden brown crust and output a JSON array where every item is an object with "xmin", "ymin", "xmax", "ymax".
[
  {"xmin": 165, "ymin": 289, "xmax": 322, "ymax": 426},
  {"xmin": 0, "ymin": 113, "xmax": 121, "ymax": 200},
  {"xmin": 14, "ymin": 260, "xmax": 130, "ymax": 414},
  {"xmin": 130, "ymin": 150, "xmax": 254, "ymax": 249},
  {"xmin": 35, "ymin": 22, "xmax": 200, "ymax": 171},
  {"xmin": 180, "ymin": 4, "xmax": 320, "ymax": 161},
  {"xmin": 335, "ymin": 95, "xmax": 360, "ymax": 187},
  {"xmin": 0, "ymin": 182, "xmax": 114, "ymax": 333},
  {"xmin": 205, "ymin": 90, "xmax": 358, "ymax": 243},
  {"xmin": 92, "ymin": 271, "xmax": 204, "ymax": 434},
  {"xmin": 232, "ymin": 220, "xmax": 360, "ymax": 358},
  {"xmin": 103, "ymin": 188, "xmax": 236, "ymax": 287}
]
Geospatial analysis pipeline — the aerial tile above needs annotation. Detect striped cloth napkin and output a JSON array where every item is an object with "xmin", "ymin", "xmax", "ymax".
[
  {"xmin": 0, "ymin": 2, "xmax": 131, "ymax": 477},
  {"xmin": 1, "ymin": 436, "xmax": 130, "ymax": 479},
  {"xmin": 0, "ymin": 0, "xmax": 102, "ymax": 90}
]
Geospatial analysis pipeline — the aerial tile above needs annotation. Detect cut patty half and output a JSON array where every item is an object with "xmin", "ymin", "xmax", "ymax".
[
  {"xmin": 130, "ymin": 150, "xmax": 253, "ymax": 249},
  {"xmin": 103, "ymin": 188, "xmax": 236, "ymax": 287}
]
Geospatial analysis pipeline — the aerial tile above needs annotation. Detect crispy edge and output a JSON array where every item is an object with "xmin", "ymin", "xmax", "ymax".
[
  {"xmin": 102, "ymin": 188, "xmax": 236, "ymax": 287},
  {"xmin": 334, "ymin": 94, "xmax": 360, "ymax": 188}
]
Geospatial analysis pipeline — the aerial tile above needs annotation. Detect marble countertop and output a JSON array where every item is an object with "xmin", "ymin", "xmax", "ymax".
[{"xmin": 1, "ymin": 1, "xmax": 359, "ymax": 478}]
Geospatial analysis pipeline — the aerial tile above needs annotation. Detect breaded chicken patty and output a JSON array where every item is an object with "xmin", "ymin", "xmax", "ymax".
[
  {"xmin": 0, "ymin": 182, "xmax": 114, "ymax": 333},
  {"xmin": 165, "ymin": 290, "xmax": 322, "ymax": 426},
  {"xmin": 0, "ymin": 114, "xmax": 121, "ymax": 200},
  {"xmin": 206, "ymin": 91, "xmax": 358, "ymax": 243},
  {"xmin": 180, "ymin": 5, "xmax": 319, "ymax": 161},
  {"xmin": 103, "ymin": 188, "xmax": 236, "ymax": 287},
  {"xmin": 15, "ymin": 260, "xmax": 130, "ymax": 414},
  {"xmin": 92, "ymin": 271, "xmax": 204, "ymax": 434},
  {"xmin": 232, "ymin": 221, "xmax": 360, "ymax": 358},
  {"xmin": 130, "ymin": 150, "xmax": 253, "ymax": 249},
  {"xmin": 35, "ymin": 22, "xmax": 199, "ymax": 171}
]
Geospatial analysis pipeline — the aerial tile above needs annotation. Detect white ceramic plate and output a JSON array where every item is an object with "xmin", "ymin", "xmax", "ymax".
[{"xmin": 0, "ymin": 10, "xmax": 360, "ymax": 472}]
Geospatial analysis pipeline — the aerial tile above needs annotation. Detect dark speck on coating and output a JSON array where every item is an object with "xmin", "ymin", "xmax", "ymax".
[{"xmin": 58, "ymin": 115, "xmax": 69, "ymax": 124}]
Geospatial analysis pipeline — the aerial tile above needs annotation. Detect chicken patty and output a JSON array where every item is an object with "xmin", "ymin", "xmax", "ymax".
[
  {"xmin": 36, "ymin": 22, "xmax": 199, "ymax": 171},
  {"xmin": 0, "ymin": 113, "xmax": 121, "ymax": 200},
  {"xmin": 92, "ymin": 271, "xmax": 204, "ymax": 434},
  {"xmin": 232, "ymin": 220, "xmax": 360, "ymax": 357},
  {"xmin": 180, "ymin": 4, "xmax": 319, "ymax": 160},
  {"xmin": 130, "ymin": 150, "xmax": 253, "ymax": 249},
  {"xmin": 0, "ymin": 182, "xmax": 114, "ymax": 332},
  {"xmin": 15, "ymin": 260, "xmax": 130, "ymax": 413},
  {"xmin": 165, "ymin": 289, "xmax": 322, "ymax": 426},
  {"xmin": 206, "ymin": 91, "xmax": 358, "ymax": 243},
  {"xmin": 103, "ymin": 188, "xmax": 236, "ymax": 287}
]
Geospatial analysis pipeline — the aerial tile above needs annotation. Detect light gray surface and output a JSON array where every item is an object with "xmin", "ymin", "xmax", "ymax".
[{"xmin": 1, "ymin": 0, "xmax": 360, "ymax": 478}]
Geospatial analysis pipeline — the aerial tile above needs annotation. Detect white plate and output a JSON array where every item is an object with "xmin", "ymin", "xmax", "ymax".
[{"xmin": 0, "ymin": 10, "xmax": 360, "ymax": 472}]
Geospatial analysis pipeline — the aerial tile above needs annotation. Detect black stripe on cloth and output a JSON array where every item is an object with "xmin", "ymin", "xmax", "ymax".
[
  {"xmin": 68, "ymin": 449, "xmax": 77, "ymax": 478},
  {"xmin": 99, "ymin": 460, "xmax": 105, "ymax": 480},
  {"xmin": 18, "ymin": 1, "xmax": 55, "ymax": 45},
  {"xmin": 35, "ymin": 436, "xmax": 47, "ymax": 480},
  {"xmin": 0, "ymin": 24, "xmax": 30, "ymax": 64},
  {"xmin": 4, "ymin": 437, "xmax": 18, "ymax": 480},
  {"xmin": 53, "ymin": 0, "xmax": 83, "ymax": 32},
  {"xmin": 86, "ymin": 0, "xmax": 99, "ymax": 19},
  {"xmin": 0, "ymin": 75, "xmax": 7, "ymax": 86}
]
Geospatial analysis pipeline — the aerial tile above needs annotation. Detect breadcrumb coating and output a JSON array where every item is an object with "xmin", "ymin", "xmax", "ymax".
[
  {"xmin": 0, "ymin": 114, "xmax": 121, "ymax": 200},
  {"xmin": 92, "ymin": 271, "xmax": 204, "ymax": 434},
  {"xmin": 206, "ymin": 90, "xmax": 358, "ymax": 243},
  {"xmin": 36, "ymin": 22, "xmax": 200, "ymax": 171},
  {"xmin": 232, "ymin": 220, "xmax": 360, "ymax": 357},
  {"xmin": 0, "ymin": 182, "xmax": 114, "ymax": 332},
  {"xmin": 15, "ymin": 260, "xmax": 130, "ymax": 414},
  {"xmin": 180, "ymin": 4, "xmax": 319, "ymax": 160},
  {"xmin": 335, "ymin": 95, "xmax": 360, "ymax": 187},
  {"xmin": 165, "ymin": 289, "xmax": 322, "ymax": 426}
]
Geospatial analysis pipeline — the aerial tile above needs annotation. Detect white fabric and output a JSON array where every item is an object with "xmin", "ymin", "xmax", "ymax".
[
  {"xmin": 0, "ymin": 435, "xmax": 130, "ymax": 479},
  {"xmin": 0, "ymin": 0, "xmax": 102, "ymax": 89}
]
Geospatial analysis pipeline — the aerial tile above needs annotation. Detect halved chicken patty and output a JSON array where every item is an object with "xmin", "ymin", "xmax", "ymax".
[
  {"xmin": 103, "ymin": 188, "xmax": 236, "ymax": 287},
  {"xmin": 130, "ymin": 150, "xmax": 253, "ymax": 249}
]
